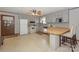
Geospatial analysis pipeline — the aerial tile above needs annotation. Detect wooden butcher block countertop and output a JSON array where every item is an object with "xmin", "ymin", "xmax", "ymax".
[{"xmin": 47, "ymin": 27, "xmax": 70, "ymax": 35}]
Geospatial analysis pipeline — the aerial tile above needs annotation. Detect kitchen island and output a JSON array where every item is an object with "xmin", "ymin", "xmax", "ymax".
[{"xmin": 47, "ymin": 27, "xmax": 70, "ymax": 50}]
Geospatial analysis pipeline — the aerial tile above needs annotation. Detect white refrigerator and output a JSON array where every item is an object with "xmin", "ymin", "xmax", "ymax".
[{"xmin": 20, "ymin": 19, "xmax": 28, "ymax": 35}]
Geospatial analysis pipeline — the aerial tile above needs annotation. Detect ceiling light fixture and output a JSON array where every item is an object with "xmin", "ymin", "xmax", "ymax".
[{"xmin": 31, "ymin": 9, "xmax": 42, "ymax": 16}]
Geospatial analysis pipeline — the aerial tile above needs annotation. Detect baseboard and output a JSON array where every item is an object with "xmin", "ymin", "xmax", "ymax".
[
  {"xmin": 15, "ymin": 33, "xmax": 20, "ymax": 36},
  {"xmin": 4, "ymin": 33, "xmax": 20, "ymax": 38}
]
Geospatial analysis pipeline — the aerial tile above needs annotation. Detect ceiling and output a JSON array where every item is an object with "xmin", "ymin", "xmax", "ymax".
[{"xmin": 0, "ymin": 7, "xmax": 69, "ymax": 15}]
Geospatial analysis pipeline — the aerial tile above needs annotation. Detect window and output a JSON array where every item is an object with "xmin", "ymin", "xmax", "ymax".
[{"xmin": 40, "ymin": 17, "xmax": 46, "ymax": 24}]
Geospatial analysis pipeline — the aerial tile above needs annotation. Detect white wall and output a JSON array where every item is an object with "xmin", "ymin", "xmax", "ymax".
[{"xmin": 69, "ymin": 8, "xmax": 79, "ymax": 39}]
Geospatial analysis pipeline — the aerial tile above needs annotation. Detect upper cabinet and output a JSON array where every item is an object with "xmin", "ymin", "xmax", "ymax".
[
  {"xmin": 62, "ymin": 9, "xmax": 69, "ymax": 22},
  {"xmin": 45, "ymin": 9, "xmax": 69, "ymax": 23},
  {"xmin": 46, "ymin": 13, "xmax": 56, "ymax": 23}
]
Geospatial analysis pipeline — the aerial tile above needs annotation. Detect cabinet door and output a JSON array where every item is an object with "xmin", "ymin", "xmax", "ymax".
[
  {"xmin": 62, "ymin": 10, "xmax": 69, "ymax": 22},
  {"xmin": 46, "ymin": 14, "xmax": 56, "ymax": 23}
]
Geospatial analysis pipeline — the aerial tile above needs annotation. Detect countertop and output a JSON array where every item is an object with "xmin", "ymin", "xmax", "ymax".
[{"xmin": 47, "ymin": 27, "xmax": 70, "ymax": 35}]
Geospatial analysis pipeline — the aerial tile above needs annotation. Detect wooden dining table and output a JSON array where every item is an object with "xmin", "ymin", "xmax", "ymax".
[{"xmin": 47, "ymin": 27, "xmax": 70, "ymax": 50}]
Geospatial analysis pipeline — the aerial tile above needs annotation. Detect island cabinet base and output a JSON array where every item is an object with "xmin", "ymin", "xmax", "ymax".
[{"xmin": 49, "ymin": 34, "xmax": 59, "ymax": 50}]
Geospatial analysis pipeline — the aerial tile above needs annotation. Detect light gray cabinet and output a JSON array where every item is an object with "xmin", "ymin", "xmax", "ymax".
[
  {"xmin": 46, "ymin": 14, "xmax": 56, "ymax": 23},
  {"xmin": 45, "ymin": 9, "xmax": 69, "ymax": 23},
  {"xmin": 46, "ymin": 16, "xmax": 52, "ymax": 23},
  {"xmin": 62, "ymin": 10, "xmax": 69, "ymax": 22}
]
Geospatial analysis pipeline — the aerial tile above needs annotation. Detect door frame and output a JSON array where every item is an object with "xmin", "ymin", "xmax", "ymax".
[{"xmin": 1, "ymin": 15, "xmax": 15, "ymax": 36}]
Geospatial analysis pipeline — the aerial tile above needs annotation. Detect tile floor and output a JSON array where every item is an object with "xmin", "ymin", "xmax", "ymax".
[{"xmin": 0, "ymin": 33, "xmax": 79, "ymax": 52}]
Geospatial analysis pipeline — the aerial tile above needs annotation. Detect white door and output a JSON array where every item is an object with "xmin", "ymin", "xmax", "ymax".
[{"xmin": 20, "ymin": 19, "xmax": 28, "ymax": 35}]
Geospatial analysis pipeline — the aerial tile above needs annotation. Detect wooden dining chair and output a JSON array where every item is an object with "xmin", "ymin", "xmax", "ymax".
[{"xmin": 62, "ymin": 26, "xmax": 78, "ymax": 52}]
